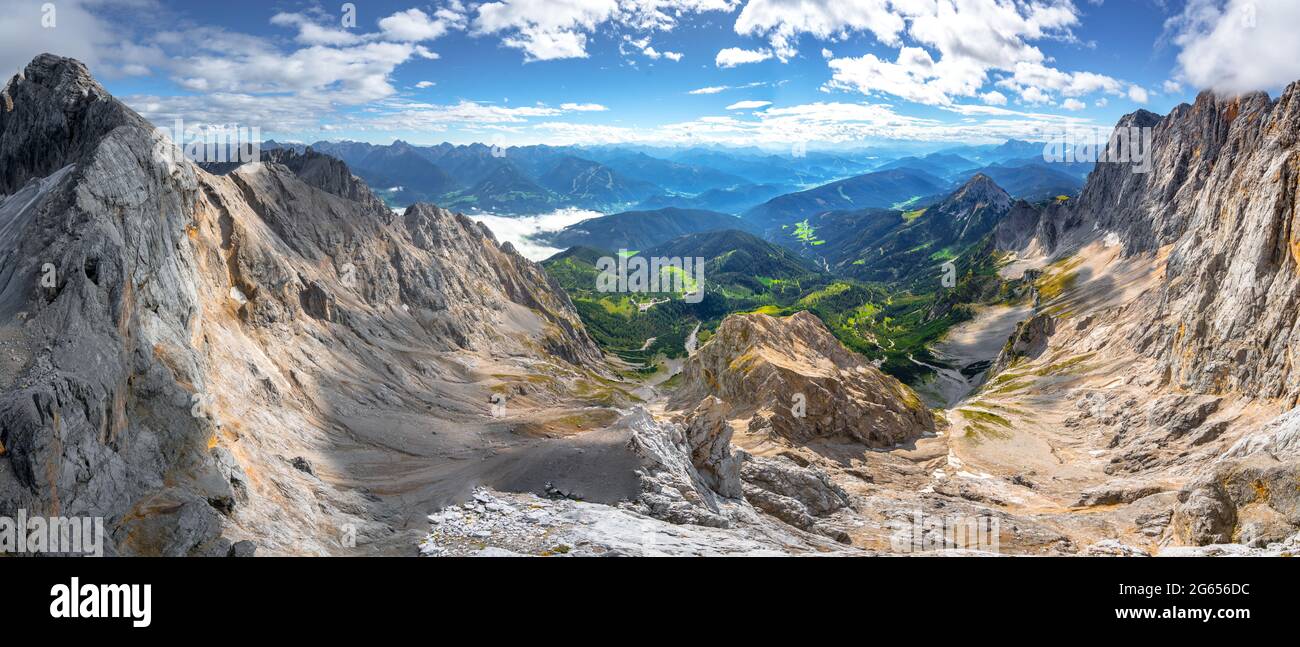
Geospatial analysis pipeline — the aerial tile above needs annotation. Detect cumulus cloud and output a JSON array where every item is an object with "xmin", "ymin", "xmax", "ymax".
[
  {"xmin": 1127, "ymin": 85, "xmax": 1149, "ymax": 103},
  {"xmin": 725, "ymin": 99, "xmax": 772, "ymax": 110},
  {"xmin": 1170, "ymin": 0, "xmax": 1300, "ymax": 94},
  {"xmin": 827, "ymin": 47, "xmax": 960, "ymax": 106},
  {"xmin": 0, "ymin": 0, "xmax": 129, "ymax": 78},
  {"xmin": 51, "ymin": 3, "xmax": 469, "ymax": 133},
  {"xmin": 473, "ymin": 0, "xmax": 735, "ymax": 62},
  {"xmin": 169, "ymin": 41, "xmax": 422, "ymax": 104},
  {"xmin": 379, "ymin": 6, "xmax": 468, "ymax": 42},
  {"xmin": 802, "ymin": 0, "xmax": 1139, "ymax": 108},
  {"xmin": 734, "ymin": 0, "xmax": 903, "ymax": 60},
  {"xmin": 716, "ymin": 47, "xmax": 772, "ymax": 67},
  {"xmin": 1020, "ymin": 86, "xmax": 1052, "ymax": 105},
  {"xmin": 980, "ymin": 91, "xmax": 1007, "ymax": 106},
  {"xmin": 1061, "ymin": 98, "xmax": 1086, "ymax": 110},
  {"xmin": 1167, "ymin": 0, "xmax": 1300, "ymax": 94},
  {"xmin": 270, "ymin": 12, "xmax": 362, "ymax": 46}
]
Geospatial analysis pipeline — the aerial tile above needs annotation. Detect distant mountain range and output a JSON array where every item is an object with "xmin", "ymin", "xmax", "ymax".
[
  {"xmin": 262, "ymin": 139, "xmax": 885, "ymax": 216},
  {"xmin": 260, "ymin": 136, "xmax": 1091, "ymax": 222},
  {"xmin": 742, "ymin": 168, "xmax": 951, "ymax": 235}
]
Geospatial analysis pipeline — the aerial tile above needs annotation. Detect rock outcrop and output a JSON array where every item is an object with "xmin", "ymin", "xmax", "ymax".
[
  {"xmin": 739, "ymin": 454, "xmax": 852, "ymax": 542},
  {"xmin": 669, "ymin": 311, "xmax": 934, "ymax": 447},
  {"xmin": 1172, "ymin": 408, "xmax": 1300, "ymax": 546},
  {"xmin": 622, "ymin": 403, "xmax": 852, "ymax": 543},
  {"xmin": 989, "ymin": 313, "xmax": 1055, "ymax": 376}
]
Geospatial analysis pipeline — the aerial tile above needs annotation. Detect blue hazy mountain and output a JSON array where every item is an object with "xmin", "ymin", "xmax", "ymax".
[
  {"xmin": 742, "ymin": 167, "xmax": 949, "ymax": 234},
  {"xmin": 635, "ymin": 182, "xmax": 792, "ymax": 214},
  {"xmin": 537, "ymin": 206, "xmax": 750, "ymax": 251}
]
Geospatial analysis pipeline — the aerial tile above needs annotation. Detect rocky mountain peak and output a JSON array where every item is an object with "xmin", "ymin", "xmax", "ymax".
[
  {"xmin": 10, "ymin": 52, "xmax": 100, "ymax": 94},
  {"xmin": 669, "ymin": 311, "xmax": 933, "ymax": 447},
  {"xmin": 0, "ymin": 55, "xmax": 603, "ymax": 555},
  {"xmin": 947, "ymin": 172, "xmax": 1011, "ymax": 210},
  {"xmin": 0, "ymin": 54, "xmax": 146, "ymax": 195}
]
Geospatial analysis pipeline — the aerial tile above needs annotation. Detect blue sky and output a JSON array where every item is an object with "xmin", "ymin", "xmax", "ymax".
[{"xmin": 5, "ymin": 0, "xmax": 1299, "ymax": 148}]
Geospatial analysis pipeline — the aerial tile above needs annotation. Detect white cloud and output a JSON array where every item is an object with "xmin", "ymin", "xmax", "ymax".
[
  {"xmin": 99, "ymin": 3, "xmax": 474, "ymax": 133},
  {"xmin": 518, "ymin": 98, "xmax": 1105, "ymax": 147},
  {"xmin": 0, "ymin": 0, "xmax": 126, "ymax": 79},
  {"xmin": 1061, "ymin": 98, "xmax": 1086, "ymax": 111},
  {"xmin": 810, "ymin": 0, "xmax": 1134, "ymax": 109},
  {"xmin": 169, "ymin": 42, "xmax": 422, "ymax": 104},
  {"xmin": 980, "ymin": 91, "xmax": 1007, "ymax": 106},
  {"xmin": 1095, "ymin": 97, "xmax": 1108, "ymax": 107},
  {"xmin": 998, "ymin": 62, "xmax": 1125, "ymax": 98},
  {"xmin": 1167, "ymin": 0, "xmax": 1300, "ymax": 94},
  {"xmin": 1020, "ymin": 86, "xmax": 1052, "ymax": 105},
  {"xmin": 1127, "ymin": 85, "xmax": 1149, "ymax": 103},
  {"xmin": 469, "ymin": 209, "xmax": 603, "ymax": 260},
  {"xmin": 734, "ymin": 0, "xmax": 903, "ymax": 60},
  {"xmin": 623, "ymin": 35, "xmax": 684, "ymax": 62},
  {"xmin": 725, "ymin": 100, "xmax": 772, "ymax": 110},
  {"xmin": 1162, "ymin": 79, "xmax": 1183, "ymax": 93},
  {"xmin": 688, "ymin": 81, "xmax": 768, "ymax": 94},
  {"xmin": 826, "ymin": 47, "xmax": 963, "ymax": 106},
  {"xmin": 473, "ymin": 0, "xmax": 735, "ymax": 62},
  {"xmin": 270, "ymin": 13, "xmax": 362, "ymax": 46},
  {"xmin": 716, "ymin": 47, "xmax": 772, "ymax": 67},
  {"xmin": 345, "ymin": 99, "xmax": 616, "ymax": 134},
  {"xmin": 379, "ymin": 7, "xmax": 467, "ymax": 42},
  {"xmin": 127, "ymin": 91, "xmax": 338, "ymax": 133}
]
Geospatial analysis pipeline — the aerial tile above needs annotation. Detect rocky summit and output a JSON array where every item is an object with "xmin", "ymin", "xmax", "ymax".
[{"xmin": 669, "ymin": 310, "xmax": 933, "ymax": 448}]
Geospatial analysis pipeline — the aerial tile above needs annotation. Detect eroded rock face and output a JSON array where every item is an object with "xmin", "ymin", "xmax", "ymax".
[
  {"xmin": 624, "ymin": 408, "xmax": 737, "ymax": 528},
  {"xmin": 678, "ymin": 396, "xmax": 743, "ymax": 499},
  {"xmin": 1172, "ymin": 409, "xmax": 1300, "ymax": 546},
  {"xmin": 669, "ymin": 311, "xmax": 934, "ymax": 447},
  {"xmin": 1033, "ymin": 87, "xmax": 1300, "ymax": 403},
  {"xmin": 740, "ymin": 455, "xmax": 852, "ymax": 542},
  {"xmin": 0, "ymin": 55, "xmax": 601, "ymax": 555},
  {"xmin": 989, "ymin": 313, "xmax": 1055, "ymax": 376},
  {"xmin": 624, "ymin": 403, "xmax": 854, "ymax": 543}
]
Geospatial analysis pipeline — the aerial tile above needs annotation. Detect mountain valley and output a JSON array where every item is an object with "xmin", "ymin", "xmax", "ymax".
[{"xmin": 4, "ymin": 54, "xmax": 1300, "ymax": 559}]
